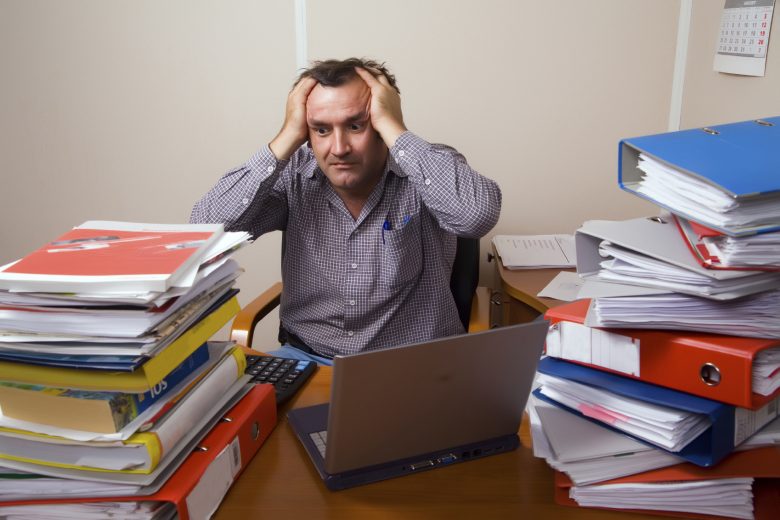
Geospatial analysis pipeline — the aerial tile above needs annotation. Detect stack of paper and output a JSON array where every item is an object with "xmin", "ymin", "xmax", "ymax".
[
  {"xmin": 634, "ymin": 153, "xmax": 780, "ymax": 235},
  {"xmin": 0, "ymin": 221, "xmax": 275, "ymax": 517},
  {"xmin": 492, "ymin": 234, "xmax": 576, "ymax": 269},
  {"xmin": 531, "ymin": 117, "xmax": 780, "ymax": 519},
  {"xmin": 586, "ymin": 290, "xmax": 780, "ymax": 339}
]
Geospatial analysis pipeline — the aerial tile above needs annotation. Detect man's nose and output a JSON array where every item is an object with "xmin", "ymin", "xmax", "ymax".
[{"xmin": 331, "ymin": 129, "xmax": 351, "ymax": 157}]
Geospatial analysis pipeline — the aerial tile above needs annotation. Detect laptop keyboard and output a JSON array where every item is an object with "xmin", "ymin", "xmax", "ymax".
[
  {"xmin": 309, "ymin": 430, "xmax": 328, "ymax": 458},
  {"xmin": 245, "ymin": 355, "xmax": 317, "ymax": 406}
]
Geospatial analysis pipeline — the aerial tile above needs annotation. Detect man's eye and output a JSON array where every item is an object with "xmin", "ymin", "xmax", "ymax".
[
  {"xmin": 315, "ymin": 128, "xmax": 328, "ymax": 135},
  {"xmin": 350, "ymin": 123, "xmax": 363, "ymax": 131}
]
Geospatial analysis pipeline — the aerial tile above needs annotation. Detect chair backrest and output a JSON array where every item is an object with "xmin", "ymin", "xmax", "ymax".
[{"xmin": 450, "ymin": 236, "xmax": 480, "ymax": 330}]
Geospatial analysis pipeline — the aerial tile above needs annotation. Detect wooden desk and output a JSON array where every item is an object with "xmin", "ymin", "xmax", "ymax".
[
  {"xmin": 215, "ymin": 364, "xmax": 657, "ymax": 519},
  {"xmin": 492, "ymin": 252, "xmax": 573, "ymax": 324}
]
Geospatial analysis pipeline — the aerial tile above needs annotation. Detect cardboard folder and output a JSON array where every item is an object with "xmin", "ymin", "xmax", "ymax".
[
  {"xmin": 575, "ymin": 217, "xmax": 780, "ymax": 300},
  {"xmin": 618, "ymin": 116, "xmax": 780, "ymax": 237},
  {"xmin": 553, "ymin": 446, "xmax": 780, "ymax": 520},
  {"xmin": 545, "ymin": 299, "xmax": 780, "ymax": 409},
  {"xmin": 0, "ymin": 384, "xmax": 276, "ymax": 520},
  {"xmin": 534, "ymin": 357, "xmax": 779, "ymax": 467}
]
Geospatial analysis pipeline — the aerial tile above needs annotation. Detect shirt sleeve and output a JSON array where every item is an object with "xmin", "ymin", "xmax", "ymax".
[
  {"xmin": 189, "ymin": 145, "xmax": 293, "ymax": 238},
  {"xmin": 389, "ymin": 132, "xmax": 502, "ymax": 238}
]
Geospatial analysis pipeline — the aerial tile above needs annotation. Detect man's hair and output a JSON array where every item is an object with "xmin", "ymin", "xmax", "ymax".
[{"xmin": 297, "ymin": 57, "xmax": 400, "ymax": 94}]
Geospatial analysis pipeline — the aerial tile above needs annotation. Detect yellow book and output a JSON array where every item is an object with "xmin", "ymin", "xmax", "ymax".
[
  {"xmin": 0, "ymin": 346, "xmax": 246, "ymax": 474},
  {"xmin": 0, "ymin": 296, "xmax": 239, "ymax": 392}
]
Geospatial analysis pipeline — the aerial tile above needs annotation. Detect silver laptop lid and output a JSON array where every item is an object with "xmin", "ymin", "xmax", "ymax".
[{"xmin": 324, "ymin": 321, "xmax": 548, "ymax": 473}]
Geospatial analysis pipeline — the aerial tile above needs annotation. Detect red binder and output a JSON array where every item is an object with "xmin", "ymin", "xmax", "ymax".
[
  {"xmin": 673, "ymin": 214, "xmax": 780, "ymax": 272},
  {"xmin": 554, "ymin": 446, "xmax": 780, "ymax": 520},
  {"xmin": 545, "ymin": 300, "xmax": 780, "ymax": 409},
  {"xmin": 1, "ymin": 384, "xmax": 276, "ymax": 520}
]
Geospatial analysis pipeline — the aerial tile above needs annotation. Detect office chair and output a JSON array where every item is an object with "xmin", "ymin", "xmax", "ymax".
[{"xmin": 230, "ymin": 237, "xmax": 491, "ymax": 349}]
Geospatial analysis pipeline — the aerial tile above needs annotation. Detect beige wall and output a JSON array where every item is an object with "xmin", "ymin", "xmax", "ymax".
[
  {"xmin": 683, "ymin": 0, "xmax": 780, "ymax": 127},
  {"xmin": 1, "ymin": 1, "xmax": 777, "ymax": 348}
]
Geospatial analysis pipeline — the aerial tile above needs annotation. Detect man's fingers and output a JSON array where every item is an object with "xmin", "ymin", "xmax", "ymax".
[
  {"xmin": 293, "ymin": 76, "xmax": 318, "ymax": 98},
  {"xmin": 354, "ymin": 67, "xmax": 381, "ymax": 87}
]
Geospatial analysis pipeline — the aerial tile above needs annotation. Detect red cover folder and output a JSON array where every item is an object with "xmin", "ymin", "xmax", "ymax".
[
  {"xmin": 554, "ymin": 446, "xmax": 780, "ymax": 520},
  {"xmin": 545, "ymin": 300, "xmax": 780, "ymax": 409},
  {"xmin": 0, "ymin": 384, "xmax": 276, "ymax": 520},
  {"xmin": 673, "ymin": 214, "xmax": 780, "ymax": 272}
]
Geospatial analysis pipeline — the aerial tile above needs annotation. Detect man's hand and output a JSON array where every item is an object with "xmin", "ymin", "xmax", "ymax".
[
  {"xmin": 355, "ymin": 67, "xmax": 408, "ymax": 148},
  {"xmin": 269, "ymin": 76, "xmax": 318, "ymax": 161}
]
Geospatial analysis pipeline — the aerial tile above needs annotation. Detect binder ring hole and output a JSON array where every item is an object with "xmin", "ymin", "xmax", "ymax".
[
  {"xmin": 647, "ymin": 216, "xmax": 667, "ymax": 224},
  {"xmin": 755, "ymin": 119, "xmax": 775, "ymax": 127},
  {"xmin": 220, "ymin": 417, "xmax": 233, "ymax": 423},
  {"xmin": 196, "ymin": 446, "xmax": 209, "ymax": 452},
  {"xmin": 251, "ymin": 421, "xmax": 260, "ymax": 441},
  {"xmin": 700, "ymin": 363, "xmax": 721, "ymax": 386},
  {"xmin": 701, "ymin": 127, "xmax": 720, "ymax": 135}
]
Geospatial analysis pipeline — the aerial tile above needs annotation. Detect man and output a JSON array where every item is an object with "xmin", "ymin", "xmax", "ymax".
[{"xmin": 191, "ymin": 58, "xmax": 501, "ymax": 364}]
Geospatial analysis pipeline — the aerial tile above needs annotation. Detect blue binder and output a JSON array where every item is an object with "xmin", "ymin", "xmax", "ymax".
[
  {"xmin": 534, "ymin": 357, "xmax": 778, "ymax": 467},
  {"xmin": 618, "ymin": 116, "xmax": 780, "ymax": 236}
]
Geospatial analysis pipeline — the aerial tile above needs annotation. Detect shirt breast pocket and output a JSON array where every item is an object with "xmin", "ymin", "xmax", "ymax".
[{"xmin": 379, "ymin": 223, "xmax": 423, "ymax": 289}]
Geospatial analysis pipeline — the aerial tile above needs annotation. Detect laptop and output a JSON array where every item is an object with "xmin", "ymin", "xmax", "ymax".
[{"xmin": 287, "ymin": 320, "xmax": 548, "ymax": 490}]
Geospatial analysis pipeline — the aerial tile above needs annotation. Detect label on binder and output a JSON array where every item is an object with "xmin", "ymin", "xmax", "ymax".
[{"xmin": 546, "ymin": 322, "xmax": 640, "ymax": 377}]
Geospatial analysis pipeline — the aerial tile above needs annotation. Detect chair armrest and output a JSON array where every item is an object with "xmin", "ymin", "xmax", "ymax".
[
  {"xmin": 467, "ymin": 286, "xmax": 492, "ymax": 333},
  {"xmin": 230, "ymin": 282, "xmax": 282, "ymax": 348}
]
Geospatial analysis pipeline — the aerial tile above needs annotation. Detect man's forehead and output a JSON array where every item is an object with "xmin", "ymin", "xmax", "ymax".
[{"xmin": 306, "ymin": 77, "xmax": 369, "ymax": 115}]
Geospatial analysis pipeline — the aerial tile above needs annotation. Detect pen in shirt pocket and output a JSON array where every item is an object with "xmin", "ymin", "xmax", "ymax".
[{"xmin": 382, "ymin": 219, "xmax": 392, "ymax": 244}]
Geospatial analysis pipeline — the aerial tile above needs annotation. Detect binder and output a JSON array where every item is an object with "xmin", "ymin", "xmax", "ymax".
[
  {"xmin": 673, "ymin": 214, "xmax": 780, "ymax": 272},
  {"xmin": 553, "ymin": 446, "xmax": 780, "ymax": 520},
  {"xmin": 618, "ymin": 116, "xmax": 780, "ymax": 236},
  {"xmin": 0, "ymin": 384, "xmax": 277, "ymax": 520},
  {"xmin": 575, "ymin": 217, "xmax": 780, "ymax": 300},
  {"xmin": 0, "ymin": 295, "xmax": 240, "ymax": 392},
  {"xmin": 534, "ymin": 357, "xmax": 780, "ymax": 467},
  {"xmin": 545, "ymin": 299, "xmax": 780, "ymax": 409}
]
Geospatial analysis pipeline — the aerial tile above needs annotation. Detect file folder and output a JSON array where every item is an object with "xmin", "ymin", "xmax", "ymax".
[
  {"xmin": 575, "ymin": 217, "xmax": 780, "ymax": 300},
  {"xmin": 619, "ymin": 116, "xmax": 780, "ymax": 236},
  {"xmin": 545, "ymin": 299, "xmax": 780, "ymax": 409},
  {"xmin": 674, "ymin": 214, "xmax": 780, "ymax": 272},
  {"xmin": 0, "ymin": 384, "xmax": 276, "ymax": 520},
  {"xmin": 553, "ymin": 446, "xmax": 780, "ymax": 520},
  {"xmin": 534, "ymin": 357, "xmax": 779, "ymax": 467}
]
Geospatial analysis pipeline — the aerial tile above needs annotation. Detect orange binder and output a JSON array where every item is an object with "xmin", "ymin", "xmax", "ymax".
[
  {"xmin": 1, "ymin": 384, "xmax": 276, "ymax": 520},
  {"xmin": 554, "ymin": 446, "xmax": 780, "ymax": 520},
  {"xmin": 545, "ymin": 299, "xmax": 780, "ymax": 409}
]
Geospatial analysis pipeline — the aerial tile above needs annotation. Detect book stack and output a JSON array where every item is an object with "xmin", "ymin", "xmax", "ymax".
[
  {"xmin": 0, "ymin": 221, "xmax": 277, "ymax": 519},
  {"xmin": 532, "ymin": 117, "xmax": 780, "ymax": 520}
]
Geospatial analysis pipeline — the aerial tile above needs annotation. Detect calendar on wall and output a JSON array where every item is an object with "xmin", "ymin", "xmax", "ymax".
[{"xmin": 714, "ymin": 0, "xmax": 776, "ymax": 76}]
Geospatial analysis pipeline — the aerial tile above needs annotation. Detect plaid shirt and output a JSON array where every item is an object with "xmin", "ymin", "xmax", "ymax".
[{"xmin": 191, "ymin": 132, "xmax": 501, "ymax": 356}]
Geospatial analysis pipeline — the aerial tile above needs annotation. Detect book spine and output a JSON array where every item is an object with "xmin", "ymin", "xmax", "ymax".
[{"xmin": 110, "ymin": 342, "xmax": 211, "ymax": 430}]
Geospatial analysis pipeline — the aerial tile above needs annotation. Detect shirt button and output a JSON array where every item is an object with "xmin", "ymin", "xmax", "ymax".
[
  {"xmin": 349, "ymin": 300, "xmax": 356, "ymax": 306},
  {"xmin": 398, "ymin": 150, "xmax": 405, "ymax": 157},
  {"xmin": 241, "ymin": 198, "xmax": 249, "ymax": 205},
  {"xmin": 266, "ymin": 166, "xmax": 274, "ymax": 173},
  {"xmin": 424, "ymin": 178, "xmax": 432, "ymax": 186},
  {"xmin": 347, "ymin": 330, "xmax": 354, "ymax": 337},
  {"xmin": 350, "ymin": 263, "xmax": 358, "ymax": 269}
]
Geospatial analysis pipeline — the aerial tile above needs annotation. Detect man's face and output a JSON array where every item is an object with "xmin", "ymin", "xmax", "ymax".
[{"xmin": 306, "ymin": 76, "xmax": 388, "ymax": 198}]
